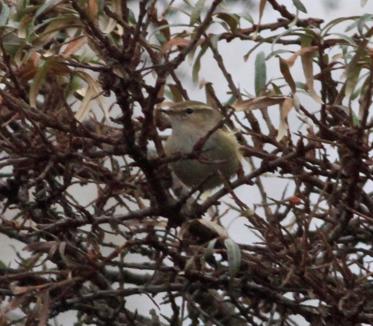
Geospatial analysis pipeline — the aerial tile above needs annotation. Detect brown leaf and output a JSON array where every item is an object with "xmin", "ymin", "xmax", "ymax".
[
  {"xmin": 300, "ymin": 47, "xmax": 322, "ymax": 103},
  {"xmin": 37, "ymin": 291, "xmax": 50, "ymax": 326},
  {"xmin": 149, "ymin": 7, "xmax": 171, "ymax": 41},
  {"xmin": 168, "ymin": 84, "xmax": 184, "ymax": 102},
  {"xmin": 61, "ymin": 36, "xmax": 87, "ymax": 58},
  {"xmin": 258, "ymin": 0, "xmax": 267, "ymax": 27},
  {"xmin": 75, "ymin": 71, "xmax": 105, "ymax": 121},
  {"xmin": 279, "ymin": 57, "xmax": 296, "ymax": 93},
  {"xmin": 87, "ymin": 0, "xmax": 99, "ymax": 20},
  {"xmin": 277, "ymin": 97, "xmax": 294, "ymax": 141},
  {"xmin": 10, "ymin": 283, "xmax": 49, "ymax": 295},
  {"xmin": 232, "ymin": 96, "xmax": 288, "ymax": 111},
  {"xmin": 16, "ymin": 52, "xmax": 41, "ymax": 82},
  {"xmin": 161, "ymin": 37, "xmax": 190, "ymax": 53},
  {"xmin": 204, "ymin": 82, "xmax": 219, "ymax": 108}
]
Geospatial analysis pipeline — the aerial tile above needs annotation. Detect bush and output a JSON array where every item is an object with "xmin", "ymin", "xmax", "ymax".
[{"xmin": 0, "ymin": 1, "xmax": 371, "ymax": 325}]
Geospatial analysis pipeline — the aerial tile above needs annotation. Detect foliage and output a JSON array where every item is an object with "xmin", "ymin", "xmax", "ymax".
[{"xmin": 0, "ymin": 0, "xmax": 372, "ymax": 325}]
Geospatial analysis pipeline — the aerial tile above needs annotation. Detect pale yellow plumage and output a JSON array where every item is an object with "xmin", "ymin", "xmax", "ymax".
[{"xmin": 162, "ymin": 101, "xmax": 240, "ymax": 190}]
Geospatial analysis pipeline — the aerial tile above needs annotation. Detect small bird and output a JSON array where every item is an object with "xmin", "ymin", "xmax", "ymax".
[{"xmin": 161, "ymin": 101, "xmax": 241, "ymax": 191}]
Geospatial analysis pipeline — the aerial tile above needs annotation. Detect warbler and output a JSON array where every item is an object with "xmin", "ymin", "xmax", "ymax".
[{"xmin": 161, "ymin": 101, "xmax": 240, "ymax": 191}]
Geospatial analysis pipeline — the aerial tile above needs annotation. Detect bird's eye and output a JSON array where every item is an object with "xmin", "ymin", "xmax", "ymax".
[{"xmin": 185, "ymin": 108, "xmax": 194, "ymax": 114}]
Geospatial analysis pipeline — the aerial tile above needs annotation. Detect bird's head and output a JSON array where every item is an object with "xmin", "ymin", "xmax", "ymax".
[{"xmin": 160, "ymin": 101, "xmax": 222, "ymax": 132}]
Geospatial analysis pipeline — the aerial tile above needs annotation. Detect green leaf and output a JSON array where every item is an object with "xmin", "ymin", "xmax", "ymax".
[
  {"xmin": 243, "ymin": 43, "xmax": 260, "ymax": 62},
  {"xmin": 0, "ymin": 260, "xmax": 7, "ymax": 269},
  {"xmin": 34, "ymin": 0, "xmax": 63, "ymax": 21},
  {"xmin": 292, "ymin": 0, "xmax": 307, "ymax": 13},
  {"xmin": 255, "ymin": 51, "xmax": 267, "ymax": 96},
  {"xmin": 271, "ymin": 82, "xmax": 282, "ymax": 95},
  {"xmin": 209, "ymin": 33, "xmax": 220, "ymax": 50},
  {"xmin": 192, "ymin": 44, "xmax": 208, "ymax": 84},
  {"xmin": 266, "ymin": 49, "xmax": 291, "ymax": 60},
  {"xmin": 242, "ymin": 12, "xmax": 254, "ymax": 24},
  {"xmin": 127, "ymin": 8, "xmax": 136, "ymax": 25},
  {"xmin": 224, "ymin": 238, "xmax": 241, "ymax": 277},
  {"xmin": 321, "ymin": 16, "xmax": 359, "ymax": 37},
  {"xmin": 357, "ymin": 14, "xmax": 373, "ymax": 35},
  {"xmin": 0, "ymin": 2, "xmax": 10, "ymax": 26},
  {"xmin": 345, "ymin": 45, "xmax": 366, "ymax": 98},
  {"xmin": 216, "ymin": 13, "xmax": 239, "ymax": 33},
  {"xmin": 190, "ymin": 0, "xmax": 205, "ymax": 25},
  {"xmin": 29, "ymin": 60, "xmax": 50, "ymax": 108},
  {"xmin": 329, "ymin": 33, "xmax": 357, "ymax": 47}
]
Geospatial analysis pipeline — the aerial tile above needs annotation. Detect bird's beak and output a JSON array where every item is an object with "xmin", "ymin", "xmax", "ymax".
[
  {"xmin": 154, "ymin": 107, "xmax": 172, "ymax": 129},
  {"xmin": 159, "ymin": 108, "xmax": 178, "ymax": 115}
]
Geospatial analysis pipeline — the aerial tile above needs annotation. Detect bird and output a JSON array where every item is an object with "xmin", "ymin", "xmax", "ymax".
[{"xmin": 161, "ymin": 101, "xmax": 241, "ymax": 191}]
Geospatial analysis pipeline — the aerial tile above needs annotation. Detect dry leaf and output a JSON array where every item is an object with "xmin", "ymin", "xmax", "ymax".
[
  {"xmin": 279, "ymin": 57, "xmax": 296, "ymax": 93},
  {"xmin": 232, "ymin": 96, "xmax": 289, "ymax": 111},
  {"xmin": 37, "ymin": 291, "xmax": 50, "ymax": 326},
  {"xmin": 161, "ymin": 37, "xmax": 190, "ymax": 53},
  {"xmin": 61, "ymin": 36, "xmax": 87, "ymax": 58},
  {"xmin": 74, "ymin": 71, "xmax": 105, "ymax": 121},
  {"xmin": 16, "ymin": 51, "xmax": 41, "ymax": 81},
  {"xmin": 204, "ymin": 82, "xmax": 219, "ymax": 108},
  {"xmin": 254, "ymin": 0, "xmax": 267, "ymax": 38},
  {"xmin": 277, "ymin": 97, "xmax": 294, "ymax": 141},
  {"xmin": 10, "ymin": 283, "xmax": 49, "ymax": 295},
  {"xmin": 87, "ymin": 0, "xmax": 99, "ymax": 20},
  {"xmin": 300, "ymin": 47, "xmax": 322, "ymax": 103}
]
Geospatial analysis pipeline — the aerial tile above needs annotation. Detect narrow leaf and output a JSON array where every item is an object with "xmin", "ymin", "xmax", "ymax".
[
  {"xmin": 158, "ymin": 20, "xmax": 171, "ymax": 41},
  {"xmin": 161, "ymin": 37, "xmax": 190, "ymax": 53},
  {"xmin": 103, "ymin": 0, "xmax": 121, "ymax": 33},
  {"xmin": 224, "ymin": 238, "xmax": 241, "ymax": 276},
  {"xmin": 205, "ymin": 82, "xmax": 218, "ymax": 107},
  {"xmin": 192, "ymin": 44, "xmax": 208, "ymax": 84},
  {"xmin": 300, "ymin": 46, "xmax": 322, "ymax": 103},
  {"xmin": 254, "ymin": 0, "xmax": 267, "ymax": 38},
  {"xmin": 216, "ymin": 13, "xmax": 239, "ymax": 33},
  {"xmin": 345, "ymin": 46, "xmax": 365, "ymax": 98},
  {"xmin": 87, "ymin": 0, "xmax": 99, "ymax": 20},
  {"xmin": 34, "ymin": 0, "xmax": 62, "ymax": 20},
  {"xmin": 190, "ymin": 0, "xmax": 206, "ymax": 25},
  {"xmin": 258, "ymin": 0, "xmax": 267, "ymax": 24},
  {"xmin": 75, "ymin": 71, "xmax": 105, "ymax": 121},
  {"xmin": 255, "ymin": 51, "xmax": 267, "ymax": 96},
  {"xmin": 277, "ymin": 97, "xmax": 294, "ymax": 141},
  {"xmin": 292, "ymin": 0, "xmax": 307, "ymax": 13},
  {"xmin": 74, "ymin": 86, "xmax": 95, "ymax": 122},
  {"xmin": 279, "ymin": 56, "xmax": 296, "ymax": 93},
  {"xmin": 358, "ymin": 75, "xmax": 370, "ymax": 121},
  {"xmin": 0, "ymin": 2, "xmax": 10, "ymax": 26},
  {"xmin": 168, "ymin": 84, "xmax": 184, "ymax": 102},
  {"xmin": 198, "ymin": 219, "xmax": 229, "ymax": 238},
  {"xmin": 233, "ymin": 96, "xmax": 288, "ymax": 111},
  {"xmin": 29, "ymin": 60, "xmax": 50, "ymax": 108},
  {"xmin": 38, "ymin": 291, "xmax": 50, "ymax": 326},
  {"xmin": 61, "ymin": 36, "xmax": 87, "ymax": 58}
]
